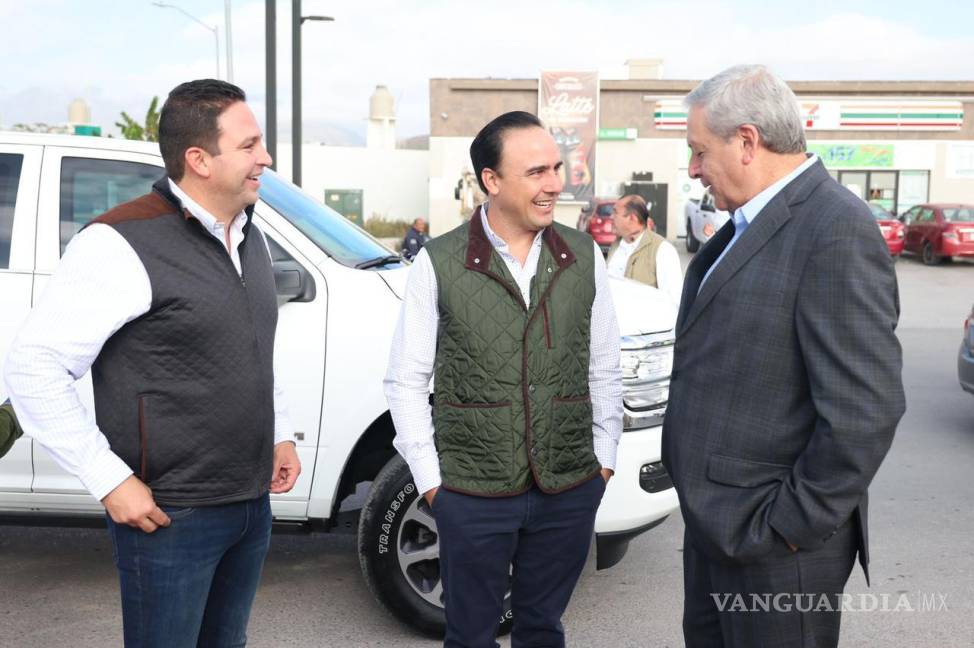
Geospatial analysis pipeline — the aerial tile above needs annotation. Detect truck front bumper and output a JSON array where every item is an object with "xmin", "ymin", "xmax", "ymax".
[{"xmin": 594, "ymin": 424, "xmax": 679, "ymax": 569}]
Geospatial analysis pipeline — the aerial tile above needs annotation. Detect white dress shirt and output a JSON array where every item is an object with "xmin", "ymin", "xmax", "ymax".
[
  {"xmin": 3, "ymin": 179, "xmax": 294, "ymax": 501},
  {"xmin": 607, "ymin": 230, "xmax": 685, "ymax": 309},
  {"xmin": 383, "ymin": 206, "xmax": 623, "ymax": 495}
]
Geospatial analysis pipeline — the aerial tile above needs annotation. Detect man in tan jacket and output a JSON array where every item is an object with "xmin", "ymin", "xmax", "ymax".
[{"xmin": 606, "ymin": 194, "xmax": 684, "ymax": 307}]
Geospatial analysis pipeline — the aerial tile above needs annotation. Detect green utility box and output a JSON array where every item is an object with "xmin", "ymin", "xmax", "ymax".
[{"xmin": 325, "ymin": 189, "xmax": 364, "ymax": 226}]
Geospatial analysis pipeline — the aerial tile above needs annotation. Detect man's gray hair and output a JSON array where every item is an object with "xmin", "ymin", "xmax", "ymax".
[{"xmin": 684, "ymin": 65, "xmax": 806, "ymax": 154}]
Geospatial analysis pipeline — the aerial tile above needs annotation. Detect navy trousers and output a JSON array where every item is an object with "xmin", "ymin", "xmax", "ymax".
[
  {"xmin": 106, "ymin": 493, "xmax": 272, "ymax": 648},
  {"xmin": 433, "ymin": 474, "xmax": 606, "ymax": 648}
]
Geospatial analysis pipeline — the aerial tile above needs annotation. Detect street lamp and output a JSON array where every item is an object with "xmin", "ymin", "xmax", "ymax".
[
  {"xmin": 292, "ymin": 1, "xmax": 334, "ymax": 187},
  {"xmin": 151, "ymin": 2, "xmax": 220, "ymax": 79}
]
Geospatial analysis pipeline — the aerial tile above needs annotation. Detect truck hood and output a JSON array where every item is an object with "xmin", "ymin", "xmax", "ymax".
[
  {"xmin": 375, "ymin": 264, "xmax": 410, "ymax": 300},
  {"xmin": 608, "ymin": 276, "xmax": 677, "ymax": 336},
  {"xmin": 377, "ymin": 266, "xmax": 677, "ymax": 337}
]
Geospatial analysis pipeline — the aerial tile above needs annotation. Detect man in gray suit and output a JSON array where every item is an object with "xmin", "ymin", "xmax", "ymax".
[{"xmin": 662, "ymin": 65, "xmax": 905, "ymax": 647}]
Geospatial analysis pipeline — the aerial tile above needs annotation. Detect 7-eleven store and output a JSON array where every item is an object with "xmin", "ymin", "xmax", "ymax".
[
  {"xmin": 656, "ymin": 89, "xmax": 974, "ymax": 237},
  {"xmin": 428, "ymin": 78, "xmax": 974, "ymax": 241}
]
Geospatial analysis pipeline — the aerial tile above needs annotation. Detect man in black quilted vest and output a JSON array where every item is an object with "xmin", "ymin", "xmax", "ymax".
[
  {"xmin": 4, "ymin": 79, "xmax": 300, "ymax": 647},
  {"xmin": 385, "ymin": 111, "xmax": 623, "ymax": 647}
]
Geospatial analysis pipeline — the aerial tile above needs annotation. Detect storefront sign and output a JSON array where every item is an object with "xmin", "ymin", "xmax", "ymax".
[
  {"xmin": 946, "ymin": 143, "xmax": 974, "ymax": 179},
  {"xmin": 599, "ymin": 127, "xmax": 637, "ymax": 140},
  {"xmin": 539, "ymin": 71, "xmax": 599, "ymax": 202},
  {"xmin": 808, "ymin": 144, "xmax": 894, "ymax": 168},
  {"xmin": 654, "ymin": 100, "xmax": 686, "ymax": 130},
  {"xmin": 656, "ymin": 99, "xmax": 963, "ymax": 132}
]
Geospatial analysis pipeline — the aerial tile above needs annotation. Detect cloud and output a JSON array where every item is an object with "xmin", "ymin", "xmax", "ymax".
[{"xmin": 2, "ymin": 1, "xmax": 972, "ymax": 138}]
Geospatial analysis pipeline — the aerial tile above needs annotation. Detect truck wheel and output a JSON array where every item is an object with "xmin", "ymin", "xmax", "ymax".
[
  {"xmin": 358, "ymin": 455, "xmax": 514, "ymax": 637},
  {"xmin": 686, "ymin": 221, "xmax": 700, "ymax": 252}
]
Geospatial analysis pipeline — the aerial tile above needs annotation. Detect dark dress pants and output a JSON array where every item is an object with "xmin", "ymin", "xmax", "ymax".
[
  {"xmin": 683, "ymin": 518, "xmax": 858, "ymax": 648},
  {"xmin": 433, "ymin": 474, "xmax": 606, "ymax": 648}
]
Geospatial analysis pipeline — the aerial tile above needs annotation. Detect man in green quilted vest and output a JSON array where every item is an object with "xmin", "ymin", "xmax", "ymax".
[{"xmin": 385, "ymin": 111, "xmax": 623, "ymax": 647}]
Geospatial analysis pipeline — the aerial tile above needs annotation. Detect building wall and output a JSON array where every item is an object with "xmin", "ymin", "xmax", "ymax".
[
  {"xmin": 428, "ymin": 78, "xmax": 974, "ymax": 237},
  {"xmin": 275, "ymin": 143, "xmax": 429, "ymax": 224}
]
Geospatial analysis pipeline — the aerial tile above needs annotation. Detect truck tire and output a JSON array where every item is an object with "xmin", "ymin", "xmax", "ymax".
[
  {"xmin": 358, "ymin": 455, "xmax": 514, "ymax": 637},
  {"xmin": 686, "ymin": 220, "xmax": 700, "ymax": 252}
]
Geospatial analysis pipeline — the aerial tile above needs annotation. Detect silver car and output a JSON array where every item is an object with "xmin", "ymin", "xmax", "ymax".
[
  {"xmin": 960, "ymin": 302, "xmax": 974, "ymax": 395},
  {"xmin": 685, "ymin": 188, "xmax": 731, "ymax": 253}
]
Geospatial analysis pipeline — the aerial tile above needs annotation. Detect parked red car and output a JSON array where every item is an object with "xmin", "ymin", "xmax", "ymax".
[
  {"xmin": 866, "ymin": 203, "xmax": 905, "ymax": 257},
  {"xmin": 901, "ymin": 203, "xmax": 974, "ymax": 265},
  {"xmin": 577, "ymin": 199, "xmax": 617, "ymax": 252}
]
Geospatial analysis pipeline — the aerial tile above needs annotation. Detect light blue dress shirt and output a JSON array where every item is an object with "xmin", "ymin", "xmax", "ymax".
[{"xmin": 699, "ymin": 154, "xmax": 818, "ymax": 290}]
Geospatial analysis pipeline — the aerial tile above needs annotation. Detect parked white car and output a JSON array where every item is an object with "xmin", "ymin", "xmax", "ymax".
[
  {"xmin": 684, "ymin": 188, "xmax": 730, "ymax": 252},
  {"xmin": 0, "ymin": 132, "xmax": 679, "ymax": 636}
]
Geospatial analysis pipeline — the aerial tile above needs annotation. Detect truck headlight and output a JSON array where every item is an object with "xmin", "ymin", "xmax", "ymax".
[{"xmin": 620, "ymin": 331, "xmax": 674, "ymax": 431}]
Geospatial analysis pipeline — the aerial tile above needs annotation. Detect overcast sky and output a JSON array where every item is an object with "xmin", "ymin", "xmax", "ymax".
[{"xmin": 2, "ymin": 0, "xmax": 972, "ymax": 144}]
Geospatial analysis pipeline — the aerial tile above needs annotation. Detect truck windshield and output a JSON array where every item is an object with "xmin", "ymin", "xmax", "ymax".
[{"xmin": 257, "ymin": 169, "xmax": 400, "ymax": 268}]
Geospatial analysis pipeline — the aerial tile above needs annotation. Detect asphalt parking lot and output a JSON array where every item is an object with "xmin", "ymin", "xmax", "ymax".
[{"xmin": 1, "ymin": 249, "xmax": 972, "ymax": 648}]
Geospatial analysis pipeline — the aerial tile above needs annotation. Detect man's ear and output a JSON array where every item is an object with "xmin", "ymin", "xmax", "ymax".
[
  {"xmin": 482, "ymin": 168, "xmax": 501, "ymax": 196},
  {"xmin": 183, "ymin": 147, "xmax": 211, "ymax": 179},
  {"xmin": 738, "ymin": 124, "xmax": 760, "ymax": 165}
]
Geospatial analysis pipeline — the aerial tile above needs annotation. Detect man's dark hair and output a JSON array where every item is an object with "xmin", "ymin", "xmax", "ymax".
[
  {"xmin": 159, "ymin": 79, "xmax": 246, "ymax": 181},
  {"xmin": 469, "ymin": 111, "xmax": 545, "ymax": 194},
  {"xmin": 621, "ymin": 194, "xmax": 650, "ymax": 226}
]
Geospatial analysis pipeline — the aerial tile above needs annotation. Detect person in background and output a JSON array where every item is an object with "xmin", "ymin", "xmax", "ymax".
[
  {"xmin": 401, "ymin": 217, "xmax": 430, "ymax": 260},
  {"xmin": 607, "ymin": 194, "xmax": 684, "ymax": 307}
]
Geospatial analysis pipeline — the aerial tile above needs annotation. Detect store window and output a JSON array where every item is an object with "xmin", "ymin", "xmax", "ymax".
[
  {"xmin": 834, "ymin": 169, "xmax": 928, "ymax": 216},
  {"xmin": 897, "ymin": 171, "xmax": 930, "ymax": 216}
]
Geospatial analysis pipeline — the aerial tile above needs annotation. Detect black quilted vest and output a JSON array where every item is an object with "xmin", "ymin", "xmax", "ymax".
[{"xmin": 88, "ymin": 178, "xmax": 277, "ymax": 506}]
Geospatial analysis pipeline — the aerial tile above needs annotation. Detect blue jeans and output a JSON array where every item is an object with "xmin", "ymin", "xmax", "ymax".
[{"xmin": 106, "ymin": 493, "xmax": 272, "ymax": 648}]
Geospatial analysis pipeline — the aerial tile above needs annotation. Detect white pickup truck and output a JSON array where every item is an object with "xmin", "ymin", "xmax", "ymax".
[
  {"xmin": 684, "ymin": 188, "xmax": 731, "ymax": 253},
  {"xmin": 0, "ymin": 132, "xmax": 679, "ymax": 636}
]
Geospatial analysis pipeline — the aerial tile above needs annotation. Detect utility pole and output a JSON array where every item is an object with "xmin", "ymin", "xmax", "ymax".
[
  {"xmin": 291, "ymin": 1, "xmax": 333, "ymax": 187},
  {"xmin": 225, "ymin": 0, "xmax": 234, "ymax": 83},
  {"xmin": 266, "ymin": 0, "xmax": 276, "ymax": 168}
]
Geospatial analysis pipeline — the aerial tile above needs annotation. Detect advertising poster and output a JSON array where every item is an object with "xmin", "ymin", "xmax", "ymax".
[{"xmin": 539, "ymin": 71, "xmax": 599, "ymax": 202}]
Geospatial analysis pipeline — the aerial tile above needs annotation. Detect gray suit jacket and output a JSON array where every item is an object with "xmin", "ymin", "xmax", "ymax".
[{"xmin": 661, "ymin": 160, "xmax": 905, "ymax": 581}]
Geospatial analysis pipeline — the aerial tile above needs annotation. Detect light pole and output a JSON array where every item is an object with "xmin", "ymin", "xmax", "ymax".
[
  {"xmin": 152, "ymin": 2, "xmax": 220, "ymax": 79},
  {"xmin": 266, "ymin": 0, "xmax": 276, "ymax": 169},
  {"xmin": 291, "ymin": 1, "xmax": 333, "ymax": 187}
]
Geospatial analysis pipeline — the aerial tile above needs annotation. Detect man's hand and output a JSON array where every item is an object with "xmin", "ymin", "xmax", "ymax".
[
  {"xmin": 101, "ymin": 475, "xmax": 170, "ymax": 533},
  {"xmin": 270, "ymin": 441, "xmax": 301, "ymax": 493},
  {"xmin": 601, "ymin": 468, "xmax": 614, "ymax": 483},
  {"xmin": 424, "ymin": 486, "xmax": 439, "ymax": 507}
]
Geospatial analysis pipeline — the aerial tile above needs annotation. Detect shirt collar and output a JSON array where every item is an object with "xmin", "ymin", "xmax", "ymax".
[
  {"xmin": 735, "ymin": 153, "xmax": 818, "ymax": 227},
  {"xmin": 167, "ymin": 178, "xmax": 246, "ymax": 234},
  {"xmin": 478, "ymin": 204, "xmax": 544, "ymax": 254}
]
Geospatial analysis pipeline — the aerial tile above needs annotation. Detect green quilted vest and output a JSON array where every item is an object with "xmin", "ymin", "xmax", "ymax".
[{"xmin": 425, "ymin": 211, "xmax": 601, "ymax": 496}]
